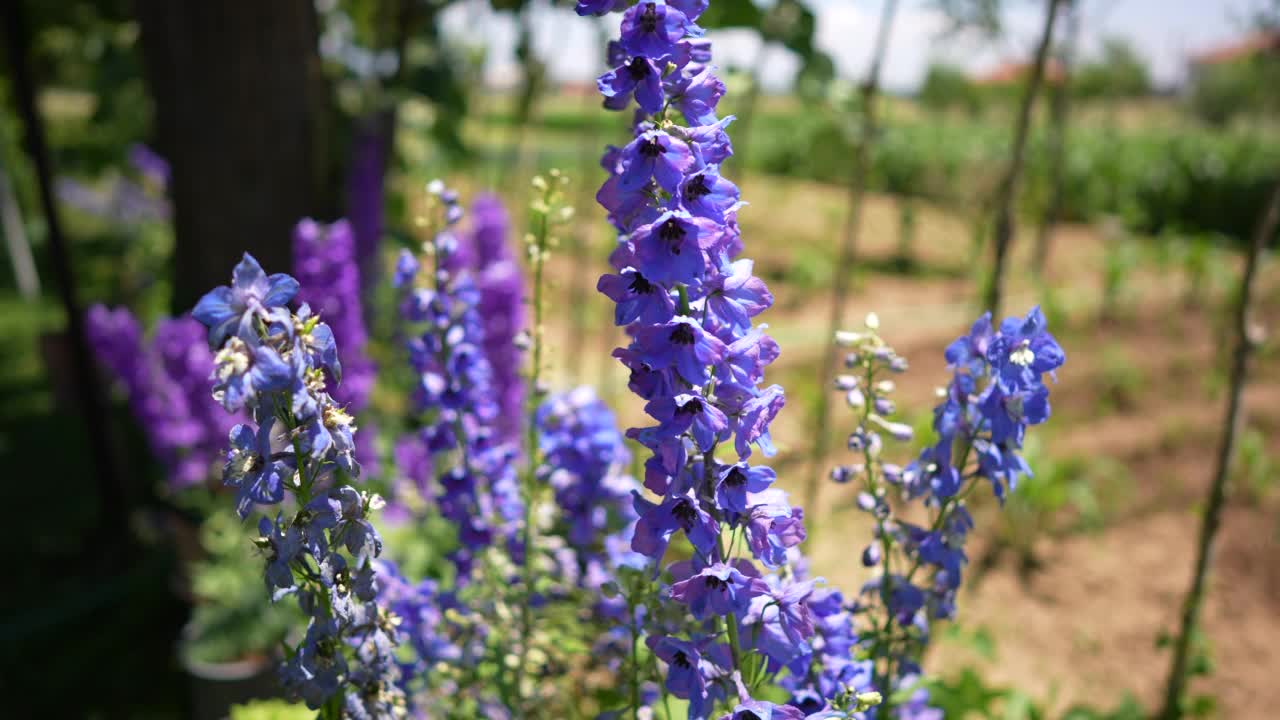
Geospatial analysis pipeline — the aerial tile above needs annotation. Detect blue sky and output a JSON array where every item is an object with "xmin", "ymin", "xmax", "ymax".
[{"xmin": 441, "ymin": 0, "xmax": 1266, "ymax": 92}]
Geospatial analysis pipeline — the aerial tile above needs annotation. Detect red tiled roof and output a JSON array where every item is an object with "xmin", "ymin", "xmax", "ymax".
[
  {"xmin": 973, "ymin": 59, "xmax": 1066, "ymax": 86},
  {"xmin": 1189, "ymin": 31, "xmax": 1280, "ymax": 66}
]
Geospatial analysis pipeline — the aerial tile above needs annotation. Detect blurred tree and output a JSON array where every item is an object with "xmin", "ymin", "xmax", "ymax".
[
  {"xmin": 137, "ymin": 1, "xmax": 328, "ymax": 312},
  {"xmin": 919, "ymin": 62, "xmax": 984, "ymax": 116},
  {"xmin": 700, "ymin": 0, "xmax": 833, "ymax": 180},
  {"xmin": 1186, "ymin": 1, "xmax": 1280, "ymax": 126},
  {"xmin": 932, "ymin": 0, "xmax": 1002, "ymax": 37},
  {"xmin": 1032, "ymin": 0, "xmax": 1079, "ymax": 276},
  {"xmin": 983, "ymin": 0, "xmax": 1062, "ymax": 318},
  {"xmin": 1188, "ymin": 52, "xmax": 1280, "ymax": 127},
  {"xmin": 1072, "ymin": 37, "xmax": 1151, "ymax": 100},
  {"xmin": 316, "ymin": 0, "xmax": 470, "ymax": 300}
]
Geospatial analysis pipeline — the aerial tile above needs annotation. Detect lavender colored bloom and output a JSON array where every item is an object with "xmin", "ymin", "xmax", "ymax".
[
  {"xmin": 647, "ymin": 635, "xmax": 708, "ymax": 702},
  {"xmin": 193, "ymin": 253, "xmax": 299, "ymax": 347},
  {"xmin": 828, "ymin": 309, "xmax": 1064, "ymax": 712},
  {"xmin": 599, "ymin": 57, "xmax": 666, "ymax": 114},
  {"xmin": 293, "ymin": 219, "xmax": 374, "ymax": 408},
  {"xmin": 293, "ymin": 218, "xmax": 379, "ymax": 473},
  {"xmin": 598, "ymin": 268, "xmax": 677, "ymax": 326},
  {"xmin": 632, "ymin": 490, "xmax": 719, "ymax": 559},
  {"xmin": 224, "ymin": 419, "xmax": 294, "ymax": 518},
  {"xmin": 128, "ymin": 143, "xmax": 170, "ymax": 188},
  {"xmin": 463, "ymin": 194, "xmax": 526, "ymax": 442},
  {"xmin": 593, "ymin": 3, "xmax": 818, "ymax": 713},
  {"xmin": 645, "ymin": 391, "xmax": 728, "ymax": 452},
  {"xmin": 193, "ymin": 255, "xmax": 404, "ymax": 713},
  {"xmin": 393, "ymin": 183, "xmax": 524, "ymax": 580},
  {"xmin": 743, "ymin": 578, "xmax": 815, "ymax": 668},
  {"xmin": 679, "ymin": 168, "xmax": 739, "ymax": 223},
  {"xmin": 719, "ymin": 700, "xmax": 805, "ymax": 720},
  {"xmin": 618, "ymin": 130, "xmax": 695, "ymax": 194},
  {"xmin": 620, "ymin": 1, "xmax": 694, "ymax": 59},
  {"xmin": 714, "ymin": 463, "xmax": 775, "ymax": 514},
  {"xmin": 671, "ymin": 66, "xmax": 726, "ymax": 127},
  {"xmin": 87, "ymin": 306, "xmax": 223, "ymax": 488},
  {"xmin": 670, "ymin": 562, "xmax": 767, "ymax": 620},
  {"xmin": 633, "ymin": 316, "xmax": 727, "ymax": 386},
  {"xmin": 630, "ymin": 211, "xmax": 723, "ymax": 286}
]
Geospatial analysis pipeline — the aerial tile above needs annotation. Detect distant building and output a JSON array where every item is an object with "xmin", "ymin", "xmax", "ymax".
[
  {"xmin": 1186, "ymin": 30, "xmax": 1280, "ymax": 88},
  {"xmin": 972, "ymin": 59, "xmax": 1065, "ymax": 88}
]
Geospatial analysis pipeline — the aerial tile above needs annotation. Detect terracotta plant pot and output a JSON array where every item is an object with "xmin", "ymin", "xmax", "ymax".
[{"xmin": 179, "ymin": 624, "xmax": 281, "ymax": 720}]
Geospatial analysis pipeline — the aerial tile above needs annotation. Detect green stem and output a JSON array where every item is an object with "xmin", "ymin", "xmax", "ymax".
[
  {"xmin": 516, "ymin": 188, "xmax": 552, "ymax": 713},
  {"xmin": 629, "ymin": 590, "xmax": 641, "ymax": 720},
  {"xmin": 715, "ymin": 522, "xmax": 744, "ymax": 677}
]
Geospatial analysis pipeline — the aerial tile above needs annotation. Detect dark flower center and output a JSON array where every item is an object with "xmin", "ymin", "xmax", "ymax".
[
  {"xmin": 640, "ymin": 4, "xmax": 658, "ymax": 33},
  {"xmin": 705, "ymin": 575, "xmax": 728, "ymax": 592},
  {"xmin": 724, "ymin": 466, "xmax": 746, "ymax": 487},
  {"xmin": 638, "ymin": 138, "xmax": 662, "ymax": 158},
  {"xmin": 685, "ymin": 174, "xmax": 711, "ymax": 200},
  {"xmin": 627, "ymin": 57, "xmax": 650, "ymax": 80},
  {"xmin": 671, "ymin": 650, "xmax": 691, "ymax": 669},
  {"xmin": 628, "ymin": 271, "xmax": 654, "ymax": 295},
  {"xmin": 672, "ymin": 498, "xmax": 699, "ymax": 529},
  {"xmin": 669, "ymin": 323, "xmax": 696, "ymax": 345},
  {"xmin": 677, "ymin": 398, "xmax": 703, "ymax": 416},
  {"xmin": 658, "ymin": 218, "xmax": 686, "ymax": 254},
  {"xmin": 249, "ymin": 454, "xmax": 265, "ymax": 473}
]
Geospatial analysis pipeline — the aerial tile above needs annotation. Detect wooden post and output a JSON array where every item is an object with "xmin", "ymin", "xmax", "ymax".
[
  {"xmin": 804, "ymin": 0, "xmax": 901, "ymax": 518},
  {"xmin": 982, "ymin": 0, "xmax": 1062, "ymax": 318},
  {"xmin": 1158, "ymin": 181, "xmax": 1280, "ymax": 720}
]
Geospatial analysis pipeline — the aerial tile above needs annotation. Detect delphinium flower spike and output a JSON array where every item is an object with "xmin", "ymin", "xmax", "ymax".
[
  {"xmin": 462, "ymin": 194, "xmax": 526, "ymax": 444},
  {"xmin": 293, "ymin": 218, "xmax": 380, "ymax": 473},
  {"xmin": 829, "ymin": 308, "xmax": 1064, "ymax": 714},
  {"xmin": 391, "ymin": 182, "xmax": 522, "ymax": 579},
  {"xmin": 192, "ymin": 253, "xmax": 405, "ymax": 718},
  {"xmin": 87, "ymin": 306, "xmax": 241, "ymax": 489},
  {"xmin": 584, "ymin": 2, "xmax": 838, "ymax": 717}
]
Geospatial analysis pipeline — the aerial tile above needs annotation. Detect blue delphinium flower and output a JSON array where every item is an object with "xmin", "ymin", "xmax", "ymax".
[
  {"xmin": 584, "ymin": 1, "xmax": 830, "ymax": 715},
  {"xmin": 193, "ymin": 253, "xmax": 299, "ymax": 346},
  {"xmin": 193, "ymin": 253, "xmax": 405, "ymax": 716},
  {"xmin": 462, "ymin": 194, "xmax": 526, "ymax": 444},
  {"xmin": 828, "ymin": 309, "xmax": 1064, "ymax": 715},
  {"xmin": 293, "ymin": 218, "xmax": 380, "ymax": 473},
  {"xmin": 391, "ymin": 182, "xmax": 523, "ymax": 579}
]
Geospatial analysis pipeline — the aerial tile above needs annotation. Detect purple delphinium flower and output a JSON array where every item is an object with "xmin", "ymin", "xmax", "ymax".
[
  {"xmin": 462, "ymin": 194, "xmax": 526, "ymax": 443},
  {"xmin": 193, "ymin": 255, "xmax": 404, "ymax": 714},
  {"xmin": 590, "ymin": 3, "xmax": 826, "ymax": 715},
  {"xmin": 670, "ymin": 562, "xmax": 768, "ymax": 620},
  {"xmin": 292, "ymin": 218, "xmax": 379, "ymax": 473},
  {"xmin": 193, "ymin": 253, "xmax": 298, "ymax": 347},
  {"xmin": 619, "ymin": 1, "xmax": 696, "ymax": 58},
  {"xmin": 87, "ymin": 307, "xmax": 241, "ymax": 489},
  {"xmin": 128, "ymin": 143, "xmax": 170, "ymax": 188},
  {"xmin": 718, "ymin": 699, "xmax": 806, "ymax": 720},
  {"xmin": 393, "ymin": 182, "xmax": 523, "ymax": 580},
  {"xmin": 57, "ymin": 144, "xmax": 170, "ymax": 225},
  {"xmin": 347, "ymin": 114, "xmax": 391, "ymax": 300}
]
